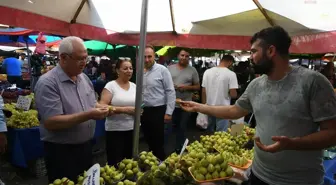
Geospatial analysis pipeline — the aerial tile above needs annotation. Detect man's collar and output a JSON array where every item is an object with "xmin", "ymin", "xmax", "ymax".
[{"xmin": 56, "ymin": 65, "xmax": 82, "ymax": 83}]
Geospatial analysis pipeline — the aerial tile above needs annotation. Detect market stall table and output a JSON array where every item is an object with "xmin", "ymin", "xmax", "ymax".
[
  {"xmin": 7, "ymin": 126, "xmax": 43, "ymax": 168},
  {"xmin": 7, "ymin": 119, "xmax": 106, "ymax": 168}
]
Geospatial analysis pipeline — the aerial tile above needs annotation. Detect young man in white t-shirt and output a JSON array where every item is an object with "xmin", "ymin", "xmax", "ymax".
[{"xmin": 201, "ymin": 55, "xmax": 238, "ymax": 132}]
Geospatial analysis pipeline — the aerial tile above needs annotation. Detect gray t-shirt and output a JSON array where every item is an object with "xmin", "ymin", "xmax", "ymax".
[
  {"xmin": 168, "ymin": 64, "xmax": 199, "ymax": 103},
  {"xmin": 236, "ymin": 66, "xmax": 336, "ymax": 185}
]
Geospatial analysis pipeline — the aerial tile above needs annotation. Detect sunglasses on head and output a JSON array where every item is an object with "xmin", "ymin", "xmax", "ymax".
[{"xmin": 119, "ymin": 57, "xmax": 131, "ymax": 61}]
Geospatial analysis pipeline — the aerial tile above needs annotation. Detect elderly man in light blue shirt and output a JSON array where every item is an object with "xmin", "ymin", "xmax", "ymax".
[
  {"xmin": 34, "ymin": 36, "xmax": 109, "ymax": 183},
  {"xmin": 141, "ymin": 45, "xmax": 175, "ymax": 160}
]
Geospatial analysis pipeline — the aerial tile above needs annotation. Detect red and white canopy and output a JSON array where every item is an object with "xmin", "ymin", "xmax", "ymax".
[{"xmin": 1, "ymin": 0, "xmax": 336, "ymax": 53}]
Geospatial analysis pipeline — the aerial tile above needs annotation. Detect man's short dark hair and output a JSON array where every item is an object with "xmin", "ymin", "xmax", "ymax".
[
  {"xmin": 179, "ymin": 49, "xmax": 190, "ymax": 55},
  {"xmin": 221, "ymin": 54, "xmax": 235, "ymax": 62},
  {"xmin": 250, "ymin": 26, "xmax": 292, "ymax": 56}
]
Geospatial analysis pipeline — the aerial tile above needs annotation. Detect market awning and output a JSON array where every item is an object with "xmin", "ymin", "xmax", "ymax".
[
  {"xmin": 1, "ymin": 0, "xmax": 336, "ymax": 53},
  {"xmin": 0, "ymin": 34, "xmax": 62, "ymax": 47}
]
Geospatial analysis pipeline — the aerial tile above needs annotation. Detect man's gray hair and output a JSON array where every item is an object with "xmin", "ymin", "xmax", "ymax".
[{"xmin": 59, "ymin": 36, "xmax": 85, "ymax": 55}]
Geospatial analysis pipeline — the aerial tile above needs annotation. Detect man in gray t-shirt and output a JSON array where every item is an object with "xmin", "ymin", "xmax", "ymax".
[
  {"xmin": 168, "ymin": 49, "xmax": 199, "ymax": 152},
  {"xmin": 179, "ymin": 26, "xmax": 336, "ymax": 185}
]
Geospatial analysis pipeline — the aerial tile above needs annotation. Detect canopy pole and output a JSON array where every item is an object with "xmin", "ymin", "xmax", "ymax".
[
  {"xmin": 70, "ymin": 0, "xmax": 88, "ymax": 24},
  {"xmin": 252, "ymin": 0, "xmax": 275, "ymax": 26},
  {"xmin": 132, "ymin": 0, "xmax": 149, "ymax": 158},
  {"xmin": 168, "ymin": 0, "xmax": 176, "ymax": 34},
  {"xmin": 24, "ymin": 39, "xmax": 32, "ymax": 90}
]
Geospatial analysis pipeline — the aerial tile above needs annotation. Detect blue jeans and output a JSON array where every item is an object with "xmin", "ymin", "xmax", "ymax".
[
  {"xmin": 172, "ymin": 108, "xmax": 190, "ymax": 151},
  {"xmin": 207, "ymin": 116, "xmax": 229, "ymax": 132}
]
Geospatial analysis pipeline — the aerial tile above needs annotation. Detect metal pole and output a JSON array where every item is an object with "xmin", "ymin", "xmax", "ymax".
[
  {"xmin": 132, "ymin": 0, "xmax": 149, "ymax": 158},
  {"xmin": 25, "ymin": 39, "xmax": 32, "ymax": 90}
]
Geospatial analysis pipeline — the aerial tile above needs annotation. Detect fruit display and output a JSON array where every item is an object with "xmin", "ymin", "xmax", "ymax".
[
  {"xmin": 100, "ymin": 164, "xmax": 125, "ymax": 184},
  {"xmin": 137, "ymin": 154, "xmax": 188, "ymax": 185},
  {"xmin": 75, "ymin": 125, "xmax": 256, "ymax": 184},
  {"xmin": 117, "ymin": 179, "xmax": 136, "ymax": 185},
  {"xmin": 189, "ymin": 153, "xmax": 234, "ymax": 182},
  {"xmin": 117, "ymin": 158, "xmax": 143, "ymax": 180},
  {"xmin": 2, "ymin": 89, "xmax": 31, "ymax": 99},
  {"xmin": 199, "ymin": 135, "xmax": 218, "ymax": 152},
  {"xmin": 241, "ymin": 148, "xmax": 254, "ymax": 160},
  {"xmin": 186, "ymin": 140, "xmax": 208, "ymax": 154},
  {"xmin": 4, "ymin": 103, "xmax": 39, "ymax": 129},
  {"xmin": 138, "ymin": 151, "xmax": 160, "ymax": 170},
  {"xmin": 50, "ymin": 177, "xmax": 74, "ymax": 185},
  {"xmin": 165, "ymin": 152, "xmax": 197, "ymax": 173},
  {"xmin": 212, "ymin": 127, "xmax": 255, "ymax": 158},
  {"xmin": 244, "ymin": 126, "xmax": 256, "ymax": 137},
  {"xmin": 228, "ymin": 125, "xmax": 255, "ymax": 138},
  {"xmin": 221, "ymin": 151, "xmax": 250, "ymax": 168}
]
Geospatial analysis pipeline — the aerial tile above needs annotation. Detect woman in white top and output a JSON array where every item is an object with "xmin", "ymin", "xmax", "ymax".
[{"xmin": 99, "ymin": 58, "xmax": 136, "ymax": 166}]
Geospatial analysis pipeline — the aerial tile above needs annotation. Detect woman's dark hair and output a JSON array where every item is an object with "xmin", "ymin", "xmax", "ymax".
[
  {"xmin": 116, "ymin": 58, "xmax": 132, "ymax": 69},
  {"xmin": 250, "ymin": 26, "xmax": 292, "ymax": 56}
]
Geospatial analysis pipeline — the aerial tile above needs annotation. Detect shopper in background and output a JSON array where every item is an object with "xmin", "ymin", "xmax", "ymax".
[
  {"xmin": 99, "ymin": 57, "xmax": 136, "ymax": 166},
  {"xmin": 2, "ymin": 54, "xmax": 23, "ymax": 87},
  {"xmin": 95, "ymin": 57, "xmax": 117, "ymax": 99},
  {"xmin": 141, "ymin": 45, "xmax": 175, "ymax": 160},
  {"xmin": 321, "ymin": 62, "xmax": 336, "ymax": 88},
  {"xmin": 35, "ymin": 36, "xmax": 109, "ymax": 183},
  {"xmin": 180, "ymin": 26, "xmax": 336, "ymax": 185},
  {"xmin": 168, "ymin": 49, "xmax": 199, "ymax": 153},
  {"xmin": 202, "ymin": 55, "xmax": 238, "ymax": 132},
  {"xmin": 30, "ymin": 54, "xmax": 44, "ymax": 91}
]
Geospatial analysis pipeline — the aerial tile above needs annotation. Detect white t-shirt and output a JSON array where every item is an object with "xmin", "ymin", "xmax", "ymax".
[
  {"xmin": 104, "ymin": 80, "xmax": 136, "ymax": 131},
  {"xmin": 202, "ymin": 67, "xmax": 238, "ymax": 106}
]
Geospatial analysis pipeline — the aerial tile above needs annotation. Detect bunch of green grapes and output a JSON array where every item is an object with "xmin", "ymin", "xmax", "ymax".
[
  {"xmin": 4, "ymin": 103, "xmax": 39, "ymax": 129},
  {"xmin": 4, "ymin": 103, "xmax": 17, "ymax": 113}
]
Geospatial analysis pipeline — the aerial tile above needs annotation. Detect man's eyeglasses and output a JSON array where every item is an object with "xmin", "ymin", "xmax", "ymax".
[{"xmin": 65, "ymin": 54, "xmax": 87, "ymax": 62}]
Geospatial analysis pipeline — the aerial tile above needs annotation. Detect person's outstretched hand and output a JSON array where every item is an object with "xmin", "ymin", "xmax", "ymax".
[{"xmin": 180, "ymin": 101, "xmax": 202, "ymax": 112}]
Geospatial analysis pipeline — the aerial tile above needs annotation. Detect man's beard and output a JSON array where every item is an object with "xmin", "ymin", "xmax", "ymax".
[
  {"xmin": 144, "ymin": 61, "xmax": 154, "ymax": 69},
  {"xmin": 252, "ymin": 55, "xmax": 274, "ymax": 75},
  {"xmin": 179, "ymin": 60, "xmax": 188, "ymax": 67}
]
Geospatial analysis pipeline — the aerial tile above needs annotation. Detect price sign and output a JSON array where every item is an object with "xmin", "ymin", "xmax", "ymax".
[
  {"xmin": 179, "ymin": 138, "xmax": 189, "ymax": 158},
  {"xmin": 231, "ymin": 124, "xmax": 244, "ymax": 136},
  {"xmin": 16, "ymin": 95, "xmax": 32, "ymax": 111},
  {"xmin": 176, "ymin": 139, "xmax": 189, "ymax": 168},
  {"xmin": 82, "ymin": 164, "xmax": 100, "ymax": 185}
]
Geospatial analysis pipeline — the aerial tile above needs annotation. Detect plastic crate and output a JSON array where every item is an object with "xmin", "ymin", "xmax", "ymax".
[{"xmin": 324, "ymin": 159, "xmax": 336, "ymax": 185}]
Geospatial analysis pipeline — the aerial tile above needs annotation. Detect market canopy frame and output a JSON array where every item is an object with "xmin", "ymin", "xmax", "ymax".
[{"xmin": 1, "ymin": 0, "xmax": 336, "ymax": 53}]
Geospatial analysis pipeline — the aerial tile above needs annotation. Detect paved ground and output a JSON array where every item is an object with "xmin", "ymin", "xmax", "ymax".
[{"xmin": 0, "ymin": 115, "xmax": 206, "ymax": 185}]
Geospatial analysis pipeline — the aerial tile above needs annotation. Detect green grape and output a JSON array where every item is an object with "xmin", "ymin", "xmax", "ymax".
[{"xmin": 4, "ymin": 103, "xmax": 39, "ymax": 129}]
